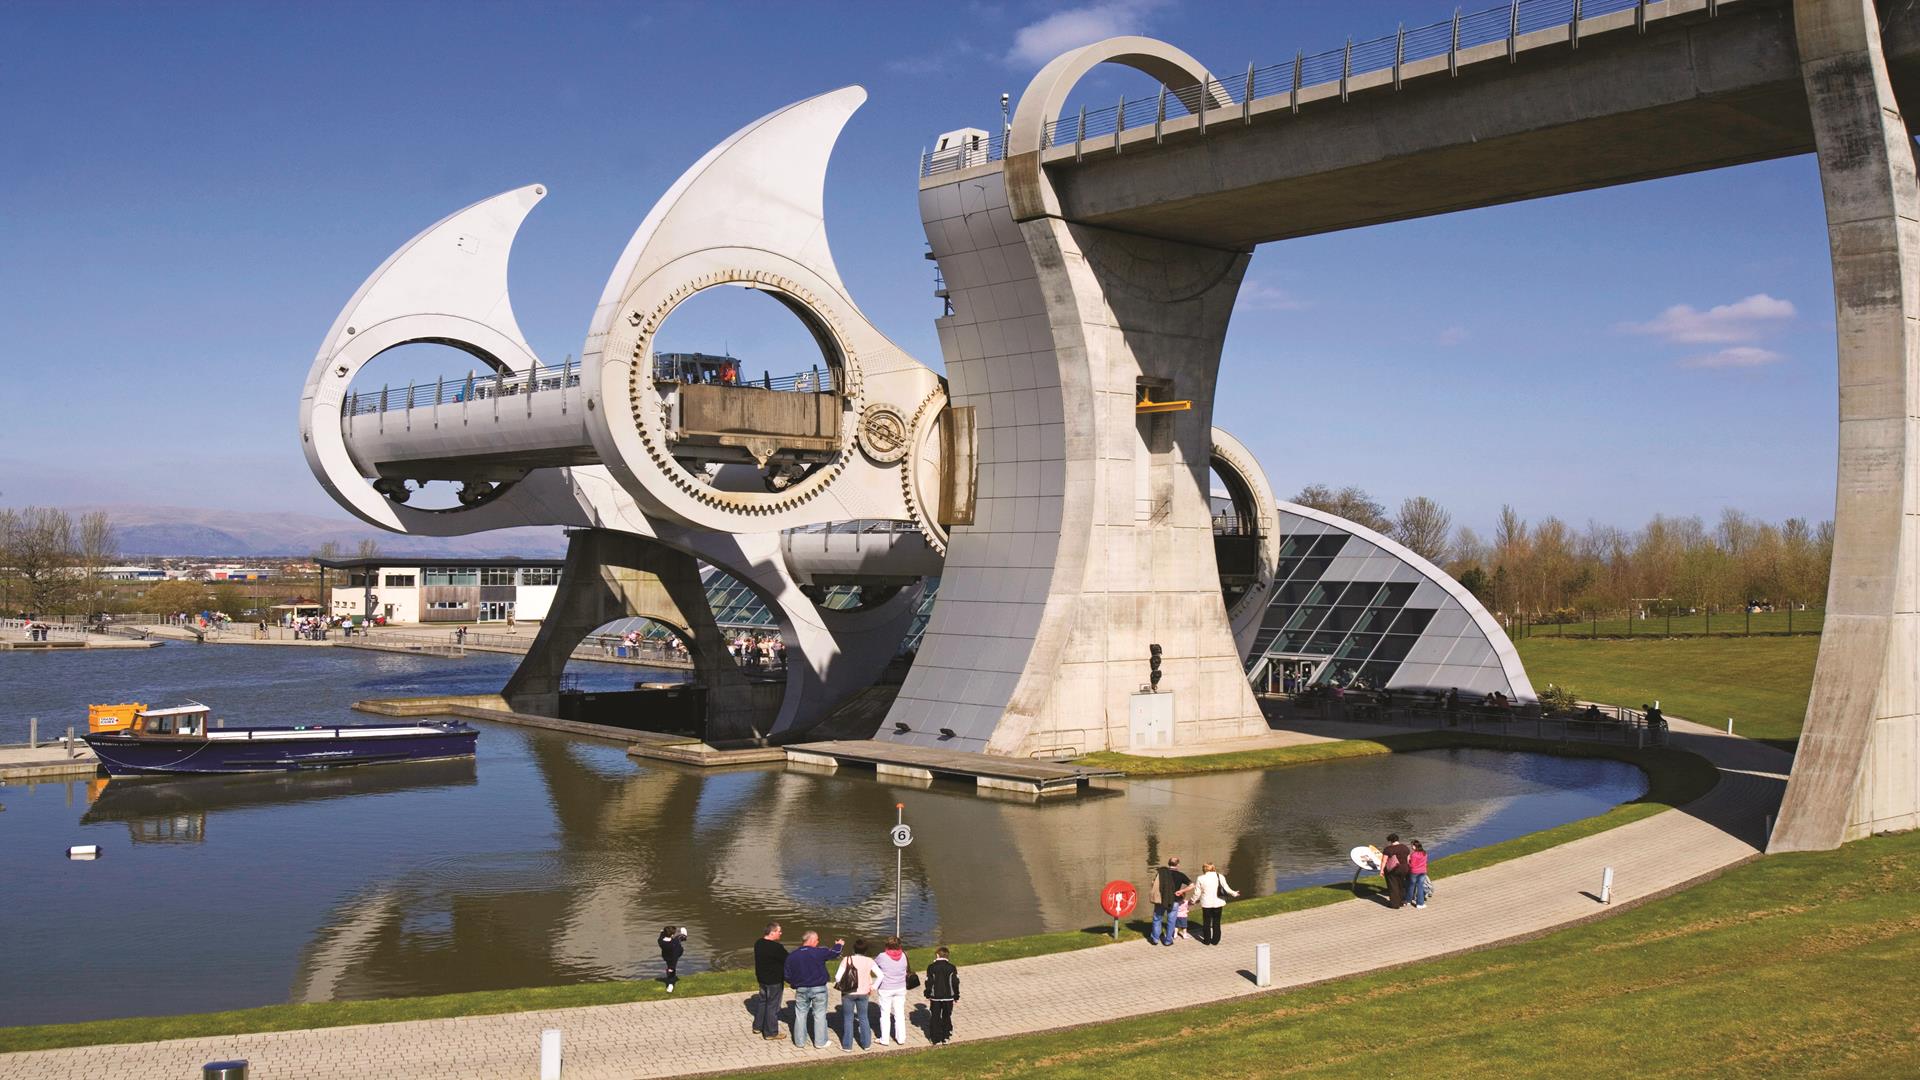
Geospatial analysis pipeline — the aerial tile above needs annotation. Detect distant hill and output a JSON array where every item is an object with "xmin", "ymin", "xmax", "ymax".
[{"xmin": 66, "ymin": 504, "xmax": 569, "ymax": 559}]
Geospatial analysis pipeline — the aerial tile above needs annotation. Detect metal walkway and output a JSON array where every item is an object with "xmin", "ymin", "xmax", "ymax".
[{"xmin": 785, "ymin": 738, "xmax": 1122, "ymax": 795}]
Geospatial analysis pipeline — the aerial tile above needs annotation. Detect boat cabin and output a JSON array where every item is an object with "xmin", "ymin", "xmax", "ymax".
[{"xmin": 89, "ymin": 703, "xmax": 212, "ymax": 737}]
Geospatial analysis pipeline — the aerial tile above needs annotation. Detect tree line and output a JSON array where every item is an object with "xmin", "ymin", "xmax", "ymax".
[
  {"xmin": 0, "ymin": 506, "xmax": 117, "ymax": 617},
  {"xmin": 1290, "ymin": 485, "xmax": 1834, "ymax": 619}
]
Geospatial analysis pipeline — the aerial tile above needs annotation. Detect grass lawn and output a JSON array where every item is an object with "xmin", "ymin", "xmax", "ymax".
[
  {"xmin": 1516, "ymin": 635, "xmax": 1818, "ymax": 747},
  {"xmin": 0, "ymin": 732, "xmax": 1718, "ymax": 1055},
  {"xmin": 778, "ymin": 828, "xmax": 1920, "ymax": 1080}
]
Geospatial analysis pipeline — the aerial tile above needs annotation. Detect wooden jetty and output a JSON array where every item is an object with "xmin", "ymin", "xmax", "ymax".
[{"xmin": 784, "ymin": 739, "xmax": 1121, "ymax": 796}]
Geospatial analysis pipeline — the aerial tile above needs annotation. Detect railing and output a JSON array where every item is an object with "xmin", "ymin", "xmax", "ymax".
[
  {"xmin": 345, "ymin": 361, "xmax": 580, "ymax": 417},
  {"xmin": 1273, "ymin": 689, "xmax": 1666, "ymax": 747},
  {"xmin": 1210, "ymin": 514, "xmax": 1262, "ymax": 537},
  {"xmin": 658, "ymin": 363, "xmax": 838, "ymax": 394},
  {"xmin": 921, "ymin": 0, "xmax": 1715, "ymax": 177},
  {"xmin": 1511, "ymin": 606, "xmax": 1823, "ymax": 639},
  {"xmin": 787, "ymin": 519, "xmax": 924, "ymax": 536}
]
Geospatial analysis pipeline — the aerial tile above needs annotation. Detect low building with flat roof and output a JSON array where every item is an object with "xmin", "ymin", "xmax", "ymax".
[{"xmin": 316, "ymin": 557, "xmax": 563, "ymax": 625}]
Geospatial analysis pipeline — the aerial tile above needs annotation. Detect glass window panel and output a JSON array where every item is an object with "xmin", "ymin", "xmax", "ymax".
[
  {"xmin": 1280, "ymin": 629, "xmax": 1319, "ymax": 652},
  {"xmin": 1285, "ymin": 605, "xmax": 1330, "ymax": 632},
  {"xmin": 1311, "ymin": 534, "xmax": 1347, "ymax": 556},
  {"xmin": 1357, "ymin": 660, "xmax": 1400, "ymax": 688},
  {"xmin": 1261, "ymin": 605, "xmax": 1298, "ymax": 630},
  {"xmin": 1274, "ymin": 557, "xmax": 1302, "ymax": 582},
  {"xmin": 1336, "ymin": 582, "xmax": 1385, "ymax": 607},
  {"xmin": 1274, "ymin": 580, "xmax": 1316, "ymax": 606},
  {"xmin": 1279, "ymin": 536, "xmax": 1319, "ymax": 558},
  {"xmin": 1319, "ymin": 607, "xmax": 1360, "ymax": 633},
  {"xmin": 1354, "ymin": 608, "xmax": 1397, "ymax": 634},
  {"xmin": 1381, "ymin": 582, "xmax": 1417, "ymax": 606},
  {"xmin": 1388, "ymin": 609, "xmax": 1436, "ymax": 636},
  {"xmin": 1293, "ymin": 557, "xmax": 1334, "ymax": 581},
  {"xmin": 1369, "ymin": 635, "xmax": 1418, "ymax": 663},
  {"xmin": 1304, "ymin": 582, "xmax": 1344, "ymax": 606},
  {"xmin": 1336, "ymin": 632, "xmax": 1381, "ymax": 660},
  {"xmin": 1306, "ymin": 631, "xmax": 1346, "ymax": 655}
]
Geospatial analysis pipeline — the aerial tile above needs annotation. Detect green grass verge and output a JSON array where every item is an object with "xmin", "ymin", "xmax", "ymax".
[
  {"xmin": 1516, "ymin": 635, "xmax": 1817, "ymax": 745},
  {"xmin": 775, "ymin": 829, "xmax": 1920, "ymax": 1080},
  {"xmin": 0, "ymin": 733, "xmax": 1717, "ymax": 1055}
]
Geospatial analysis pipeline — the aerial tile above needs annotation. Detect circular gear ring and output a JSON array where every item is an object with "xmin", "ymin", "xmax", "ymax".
[
  {"xmin": 901, "ymin": 385, "xmax": 951, "ymax": 555},
  {"xmin": 619, "ymin": 270, "xmax": 865, "ymax": 519}
]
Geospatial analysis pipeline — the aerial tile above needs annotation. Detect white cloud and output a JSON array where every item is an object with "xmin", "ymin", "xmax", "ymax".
[
  {"xmin": 1437, "ymin": 325, "xmax": 1469, "ymax": 346},
  {"xmin": 1619, "ymin": 293, "xmax": 1796, "ymax": 345},
  {"xmin": 1681, "ymin": 346, "xmax": 1786, "ymax": 369},
  {"xmin": 1005, "ymin": 1, "xmax": 1164, "ymax": 67},
  {"xmin": 1235, "ymin": 281, "xmax": 1311, "ymax": 312}
]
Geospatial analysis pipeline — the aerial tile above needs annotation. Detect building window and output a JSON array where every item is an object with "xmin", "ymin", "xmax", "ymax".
[
  {"xmin": 383, "ymin": 574, "xmax": 417, "ymax": 589},
  {"xmin": 424, "ymin": 567, "xmax": 479, "ymax": 586},
  {"xmin": 428, "ymin": 600, "xmax": 468, "ymax": 611},
  {"xmin": 479, "ymin": 600, "xmax": 516, "ymax": 622},
  {"xmin": 480, "ymin": 567, "xmax": 516, "ymax": 586},
  {"xmin": 519, "ymin": 567, "xmax": 559, "ymax": 586}
]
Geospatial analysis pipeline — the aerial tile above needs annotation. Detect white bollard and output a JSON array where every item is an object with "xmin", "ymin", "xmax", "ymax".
[
  {"xmin": 1600, "ymin": 866, "xmax": 1614, "ymax": 905},
  {"xmin": 1254, "ymin": 942, "xmax": 1272, "ymax": 987},
  {"xmin": 540, "ymin": 1028, "xmax": 562, "ymax": 1080},
  {"xmin": 28, "ymin": 717, "xmax": 37, "ymax": 750},
  {"xmin": 1727, "ymin": 717, "xmax": 1734, "ymax": 734}
]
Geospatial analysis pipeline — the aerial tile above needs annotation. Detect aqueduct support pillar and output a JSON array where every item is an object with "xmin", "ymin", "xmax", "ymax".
[
  {"xmin": 1773, "ymin": 0, "xmax": 1920, "ymax": 848},
  {"xmin": 503, "ymin": 529, "xmax": 770, "ymax": 741}
]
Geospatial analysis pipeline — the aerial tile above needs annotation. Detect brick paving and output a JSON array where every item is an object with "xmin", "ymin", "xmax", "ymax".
[{"xmin": 0, "ymin": 720, "xmax": 1788, "ymax": 1079}]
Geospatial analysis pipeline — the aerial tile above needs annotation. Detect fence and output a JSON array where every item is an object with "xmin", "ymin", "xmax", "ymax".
[
  {"xmin": 344, "ymin": 360, "xmax": 839, "ymax": 418},
  {"xmin": 1509, "ymin": 607, "xmax": 1823, "ymax": 640},
  {"xmin": 922, "ymin": 0, "xmax": 1724, "ymax": 176},
  {"xmin": 1278, "ymin": 691, "xmax": 1665, "ymax": 747}
]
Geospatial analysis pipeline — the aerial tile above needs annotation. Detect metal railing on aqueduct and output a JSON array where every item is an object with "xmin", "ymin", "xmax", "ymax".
[{"xmin": 921, "ymin": 0, "xmax": 1723, "ymax": 177}]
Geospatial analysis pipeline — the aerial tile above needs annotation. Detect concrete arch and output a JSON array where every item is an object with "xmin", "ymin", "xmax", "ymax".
[
  {"xmin": 1006, "ymin": 35, "xmax": 1233, "ymax": 220},
  {"xmin": 1208, "ymin": 427, "xmax": 1280, "ymax": 660}
]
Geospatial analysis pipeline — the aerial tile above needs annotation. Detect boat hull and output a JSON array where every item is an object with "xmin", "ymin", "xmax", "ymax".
[{"xmin": 83, "ymin": 725, "xmax": 477, "ymax": 777}]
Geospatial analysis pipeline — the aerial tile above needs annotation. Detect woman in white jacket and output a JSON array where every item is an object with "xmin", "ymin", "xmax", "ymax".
[{"xmin": 1192, "ymin": 862, "xmax": 1239, "ymax": 946}]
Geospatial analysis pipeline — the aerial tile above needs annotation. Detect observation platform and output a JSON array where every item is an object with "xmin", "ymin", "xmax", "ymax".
[{"xmin": 785, "ymin": 739, "xmax": 1122, "ymax": 796}]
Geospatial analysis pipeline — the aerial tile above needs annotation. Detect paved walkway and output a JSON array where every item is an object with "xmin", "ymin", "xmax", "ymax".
[{"xmin": 0, "ymin": 720, "xmax": 1789, "ymax": 1080}]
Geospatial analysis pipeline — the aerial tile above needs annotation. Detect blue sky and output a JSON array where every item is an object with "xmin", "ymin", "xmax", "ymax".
[{"xmin": 0, "ymin": 0, "xmax": 1840, "ymax": 535}]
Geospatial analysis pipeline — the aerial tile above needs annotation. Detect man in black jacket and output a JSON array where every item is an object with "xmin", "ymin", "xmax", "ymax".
[
  {"xmin": 923, "ymin": 946, "xmax": 961, "ymax": 1044},
  {"xmin": 752, "ymin": 923, "xmax": 787, "ymax": 1039}
]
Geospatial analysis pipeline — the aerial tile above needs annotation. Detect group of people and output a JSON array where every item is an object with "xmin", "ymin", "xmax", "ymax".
[
  {"xmin": 751, "ymin": 923, "xmax": 960, "ymax": 1052},
  {"xmin": 1148, "ymin": 855, "xmax": 1240, "ymax": 946},
  {"xmin": 731, "ymin": 633, "xmax": 785, "ymax": 671},
  {"xmin": 1375, "ymin": 833, "xmax": 1432, "ymax": 910}
]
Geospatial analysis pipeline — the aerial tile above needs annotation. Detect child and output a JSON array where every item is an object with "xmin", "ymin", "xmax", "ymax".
[
  {"xmin": 923, "ymin": 946, "xmax": 960, "ymax": 1045},
  {"xmin": 1173, "ymin": 890, "xmax": 1192, "ymax": 940},
  {"xmin": 1407, "ymin": 841, "xmax": 1431, "ymax": 909},
  {"xmin": 658, "ymin": 925, "xmax": 686, "ymax": 992}
]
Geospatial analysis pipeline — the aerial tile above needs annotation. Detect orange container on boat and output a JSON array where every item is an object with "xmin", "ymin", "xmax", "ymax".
[{"xmin": 88, "ymin": 703, "xmax": 146, "ymax": 733}]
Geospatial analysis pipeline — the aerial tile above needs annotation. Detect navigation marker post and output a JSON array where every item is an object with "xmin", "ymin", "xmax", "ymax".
[{"xmin": 890, "ymin": 803, "xmax": 912, "ymax": 938}]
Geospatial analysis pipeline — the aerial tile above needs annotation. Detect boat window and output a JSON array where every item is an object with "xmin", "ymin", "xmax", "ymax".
[{"xmin": 146, "ymin": 716, "xmax": 175, "ymax": 734}]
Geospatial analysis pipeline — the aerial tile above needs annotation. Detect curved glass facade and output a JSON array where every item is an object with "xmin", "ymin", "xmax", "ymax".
[{"xmin": 1247, "ymin": 508, "xmax": 1531, "ymax": 700}]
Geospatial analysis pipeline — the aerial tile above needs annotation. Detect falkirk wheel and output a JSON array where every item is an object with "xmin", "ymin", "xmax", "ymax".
[{"xmin": 301, "ymin": 84, "xmax": 1523, "ymax": 757}]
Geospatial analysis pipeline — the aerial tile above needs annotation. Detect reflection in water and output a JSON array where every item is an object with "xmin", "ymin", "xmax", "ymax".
[
  {"xmin": 81, "ymin": 760, "xmax": 478, "ymax": 844},
  {"xmin": 0, "ymin": 648, "xmax": 1643, "ymax": 1024},
  {"xmin": 293, "ymin": 742, "xmax": 1643, "ymax": 1004}
]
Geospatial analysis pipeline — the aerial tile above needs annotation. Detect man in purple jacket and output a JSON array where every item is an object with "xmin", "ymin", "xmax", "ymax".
[{"xmin": 782, "ymin": 931, "xmax": 844, "ymax": 1048}]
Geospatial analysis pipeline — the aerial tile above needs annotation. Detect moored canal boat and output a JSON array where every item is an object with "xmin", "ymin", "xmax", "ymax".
[{"xmin": 82, "ymin": 702, "xmax": 477, "ymax": 776}]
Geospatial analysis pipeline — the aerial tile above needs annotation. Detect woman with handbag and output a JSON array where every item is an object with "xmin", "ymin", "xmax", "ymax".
[
  {"xmin": 1192, "ymin": 863, "xmax": 1240, "ymax": 945},
  {"xmin": 873, "ymin": 935, "xmax": 913, "ymax": 1045},
  {"xmin": 833, "ymin": 939, "xmax": 879, "ymax": 1051}
]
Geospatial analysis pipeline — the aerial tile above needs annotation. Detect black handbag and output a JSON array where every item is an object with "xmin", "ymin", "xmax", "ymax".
[
  {"xmin": 906, "ymin": 970, "xmax": 921, "ymax": 990},
  {"xmin": 834, "ymin": 962, "xmax": 859, "ymax": 994}
]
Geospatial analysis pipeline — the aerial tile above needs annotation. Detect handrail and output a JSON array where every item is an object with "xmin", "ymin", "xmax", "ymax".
[
  {"xmin": 921, "ymin": 0, "xmax": 1709, "ymax": 177},
  {"xmin": 343, "ymin": 360, "xmax": 580, "ymax": 417}
]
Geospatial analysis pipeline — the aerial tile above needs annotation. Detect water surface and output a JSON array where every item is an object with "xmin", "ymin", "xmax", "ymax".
[{"xmin": 0, "ymin": 647, "xmax": 1643, "ymax": 1024}]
